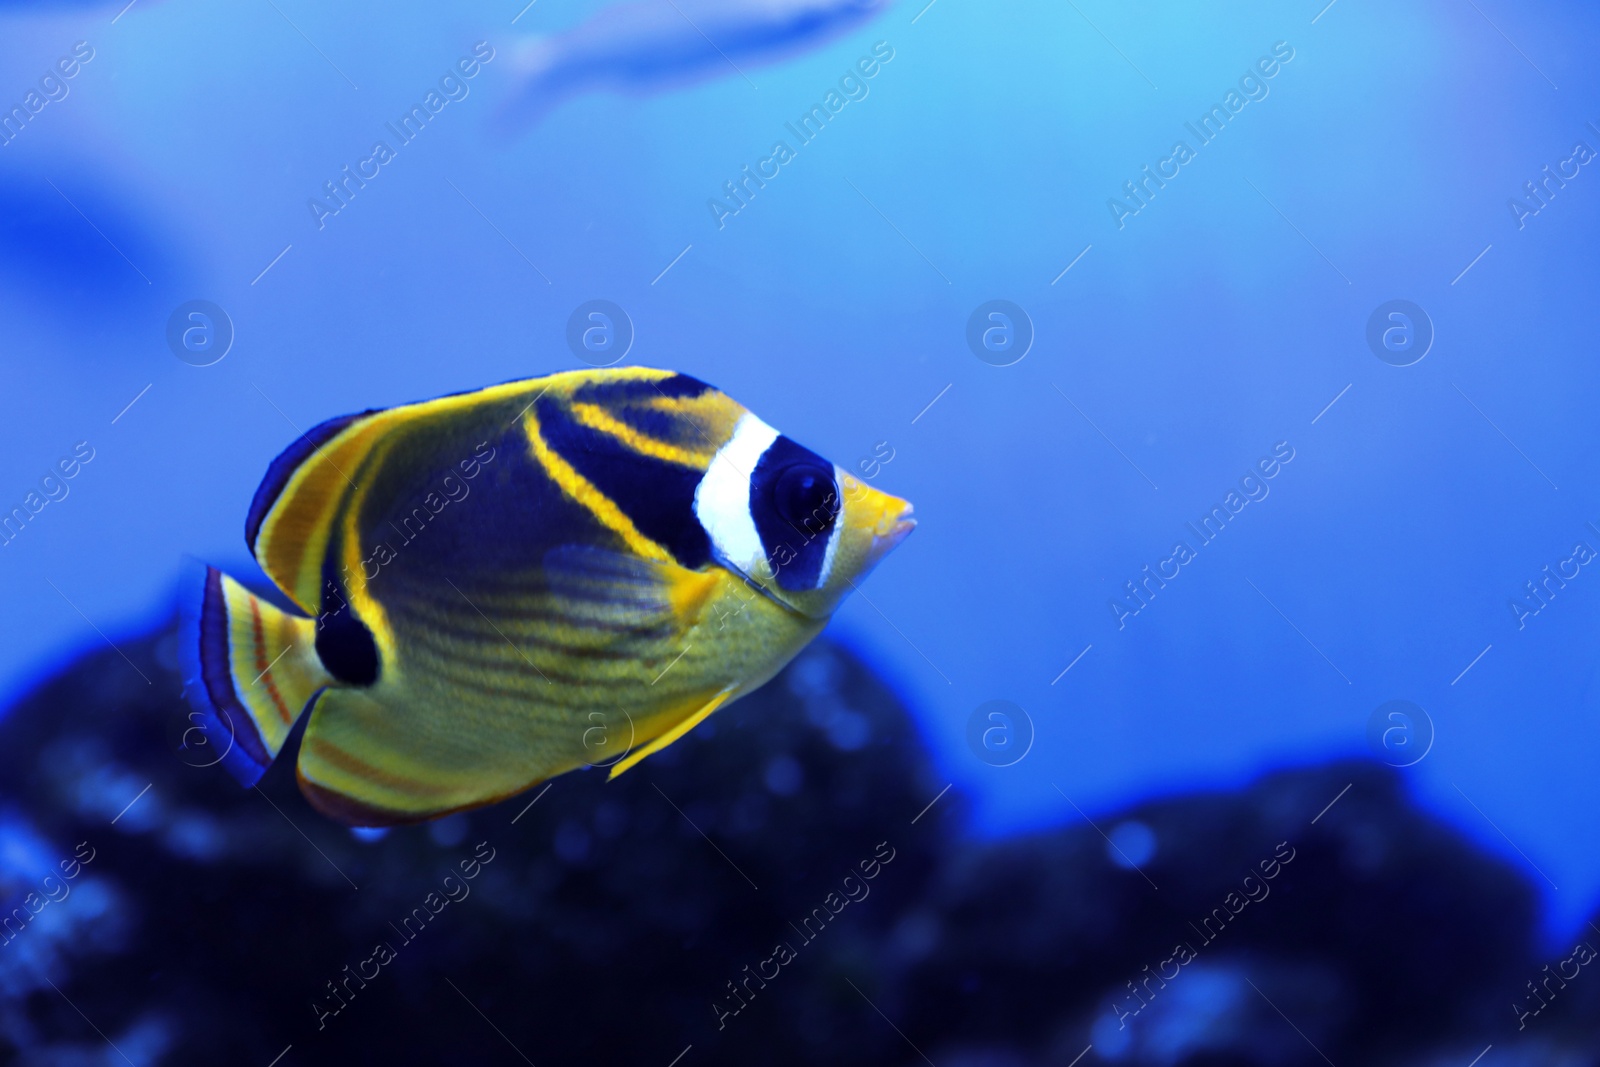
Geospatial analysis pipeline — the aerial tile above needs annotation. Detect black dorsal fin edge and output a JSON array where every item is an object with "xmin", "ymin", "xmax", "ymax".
[{"xmin": 244, "ymin": 410, "xmax": 373, "ymax": 555}]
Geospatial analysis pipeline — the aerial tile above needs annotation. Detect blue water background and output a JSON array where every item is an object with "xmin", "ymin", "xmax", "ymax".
[{"xmin": 2, "ymin": 0, "xmax": 1597, "ymax": 940}]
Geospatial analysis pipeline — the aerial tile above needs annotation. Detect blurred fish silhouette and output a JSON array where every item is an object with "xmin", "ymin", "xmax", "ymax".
[
  {"xmin": 498, "ymin": 0, "xmax": 890, "ymax": 129},
  {"xmin": 185, "ymin": 368, "xmax": 915, "ymax": 826},
  {"xmin": 0, "ymin": 169, "xmax": 170, "ymax": 314}
]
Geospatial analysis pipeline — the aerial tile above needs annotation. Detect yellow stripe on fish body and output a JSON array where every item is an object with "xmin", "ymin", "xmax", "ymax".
[
  {"xmin": 521, "ymin": 400, "xmax": 673, "ymax": 564},
  {"xmin": 191, "ymin": 367, "xmax": 914, "ymax": 825}
]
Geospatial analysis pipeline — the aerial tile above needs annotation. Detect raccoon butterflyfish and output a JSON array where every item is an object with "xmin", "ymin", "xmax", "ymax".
[{"xmin": 185, "ymin": 367, "xmax": 915, "ymax": 826}]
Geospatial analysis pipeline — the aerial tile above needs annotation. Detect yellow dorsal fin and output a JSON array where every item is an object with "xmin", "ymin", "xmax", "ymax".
[
  {"xmin": 246, "ymin": 409, "xmax": 382, "ymax": 613},
  {"xmin": 608, "ymin": 686, "xmax": 737, "ymax": 778}
]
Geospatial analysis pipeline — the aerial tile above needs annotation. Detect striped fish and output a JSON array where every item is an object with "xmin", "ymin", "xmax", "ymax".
[{"xmin": 186, "ymin": 368, "xmax": 914, "ymax": 826}]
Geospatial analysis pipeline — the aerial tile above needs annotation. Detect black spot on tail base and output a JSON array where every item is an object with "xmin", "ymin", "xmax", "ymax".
[{"xmin": 315, "ymin": 565, "xmax": 379, "ymax": 686}]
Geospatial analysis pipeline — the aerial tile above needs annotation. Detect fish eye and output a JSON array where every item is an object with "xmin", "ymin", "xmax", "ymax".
[{"xmin": 773, "ymin": 463, "xmax": 838, "ymax": 532}]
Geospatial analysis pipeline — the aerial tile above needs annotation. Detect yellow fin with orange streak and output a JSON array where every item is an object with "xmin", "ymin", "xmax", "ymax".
[{"xmin": 187, "ymin": 567, "xmax": 332, "ymax": 785}]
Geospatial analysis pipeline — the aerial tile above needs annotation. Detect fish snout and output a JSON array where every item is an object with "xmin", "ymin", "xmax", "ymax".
[{"xmin": 863, "ymin": 499, "xmax": 915, "ymax": 570}]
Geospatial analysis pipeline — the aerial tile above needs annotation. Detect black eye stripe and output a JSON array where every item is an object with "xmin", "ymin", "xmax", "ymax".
[
  {"xmin": 774, "ymin": 465, "xmax": 838, "ymax": 535},
  {"xmin": 750, "ymin": 436, "xmax": 837, "ymax": 591}
]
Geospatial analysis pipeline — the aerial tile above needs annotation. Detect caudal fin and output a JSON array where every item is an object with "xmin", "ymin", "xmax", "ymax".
[{"xmin": 182, "ymin": 566, "xmax": 332, "ymax": 786}]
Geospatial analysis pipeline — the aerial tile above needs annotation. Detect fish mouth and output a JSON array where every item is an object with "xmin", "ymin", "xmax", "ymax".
[{"xmin": 866, "ymin": 502, "xmax": 916, "ymax": 566}]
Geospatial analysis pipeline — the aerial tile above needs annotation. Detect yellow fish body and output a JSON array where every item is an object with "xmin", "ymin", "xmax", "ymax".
[{"xmin": 187, "ymin": 368, "xmax": 914, "ymax": 826}]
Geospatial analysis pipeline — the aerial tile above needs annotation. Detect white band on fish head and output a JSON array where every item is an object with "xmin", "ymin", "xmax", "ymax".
[
  {"xmin": 814, "ymin": 482, "xmax": 843, "ymax": 588},
  {"xmin": 694, "ymin": 412, "xmax": 779, "ymax": 577}
]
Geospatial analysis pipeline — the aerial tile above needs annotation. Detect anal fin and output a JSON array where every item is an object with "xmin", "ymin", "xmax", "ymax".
[{"xmin": 608, "ymin": 686, "xmax": 736, "ymax": 779}]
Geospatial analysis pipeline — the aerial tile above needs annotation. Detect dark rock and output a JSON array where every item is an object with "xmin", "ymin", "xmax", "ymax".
[{"xmin": 0, "ymin": 615, "xmax": 1591, "ymax": 1065}]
